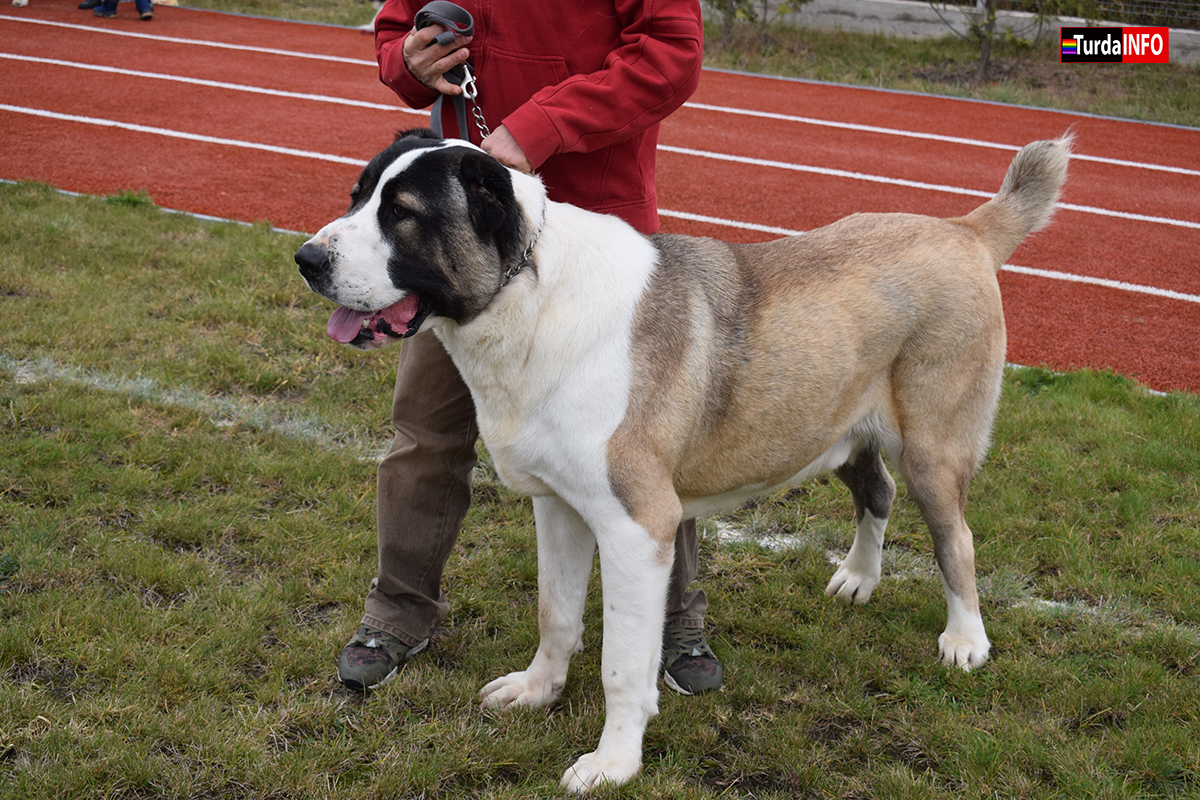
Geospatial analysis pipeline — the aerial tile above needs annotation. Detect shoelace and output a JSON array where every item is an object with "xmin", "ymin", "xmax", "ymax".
[{"xmin": 664, "ymin": 627, "xmax": 709, "ymax": 659}]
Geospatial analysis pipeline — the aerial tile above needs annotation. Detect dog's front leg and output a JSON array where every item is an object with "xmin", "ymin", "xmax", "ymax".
[
  {"xmin": 480, "ymin": 495, "xmax": 594, "ymax": 709},
  {"xmin": 560, "ymin": 513, "xmax": 673, "ymax": 794}
]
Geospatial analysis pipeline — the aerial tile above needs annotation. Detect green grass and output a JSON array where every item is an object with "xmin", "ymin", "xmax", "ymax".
[
  {"xmin": 3, "ymin": 4, "xmax": 1199, "ymax": 797},
  {"xmin": 3, "ymin": 173, "xmax": 1199, "ymax": 800}
]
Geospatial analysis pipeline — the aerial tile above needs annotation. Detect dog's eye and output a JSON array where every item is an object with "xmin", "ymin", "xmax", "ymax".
[{"xmin": 392, "ymin": 205, "xmax": 411, "ymax": 220}]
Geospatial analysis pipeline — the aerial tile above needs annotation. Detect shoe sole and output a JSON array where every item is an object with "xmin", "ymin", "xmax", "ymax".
[
  {"xmin": 662, "ymin": 670, "xmax": 695, "ymax": 696},
  {"xmin": 338, "ymin": 664, "xmax": 398, "ymax": 691},
  {"xmin": 664, "ymin": 666, "xmax": 725, "ymax": 696}
]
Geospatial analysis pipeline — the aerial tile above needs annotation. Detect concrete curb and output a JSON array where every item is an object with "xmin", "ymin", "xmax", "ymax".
[{"xmin": 759, "ymin": 0, "xmax": 1200, "ymax": 64}]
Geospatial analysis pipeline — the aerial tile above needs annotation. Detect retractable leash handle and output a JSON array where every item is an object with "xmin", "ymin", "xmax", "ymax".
[
  {"xmin": 415, "ymin": 0, "xmax": 473, "ymax": 46},
  {"xmin": 414, "ymin": 1, "xmax": 476, "ymax": 140}
]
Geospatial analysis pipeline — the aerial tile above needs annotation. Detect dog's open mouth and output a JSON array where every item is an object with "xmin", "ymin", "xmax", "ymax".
[{"xmin": 326, "ymin": 294, "xmax": 426, "ymax": 346}]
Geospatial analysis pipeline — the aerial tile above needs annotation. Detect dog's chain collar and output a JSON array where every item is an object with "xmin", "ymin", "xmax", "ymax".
[{"xmin": 501, "ymin": 200, "xmax": 547, "ymax": 288}]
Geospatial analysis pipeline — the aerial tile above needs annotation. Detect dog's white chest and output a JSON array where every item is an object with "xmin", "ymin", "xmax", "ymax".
[
  {"xmin": 439, "ymin": 311, "xmax": 640, "ymax": 504},
  {"xmin": 472, "ymin": 370, "xmax": 631, "ymax": 501},
  {"xmin": 487, "ymin": 444, "xmax": 555, "ymax": 497}
]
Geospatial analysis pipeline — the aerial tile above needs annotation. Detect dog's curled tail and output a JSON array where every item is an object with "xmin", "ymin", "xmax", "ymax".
[{"xmin": 963, "ymin": 133, "xmax": 1073, "ymax": 269}]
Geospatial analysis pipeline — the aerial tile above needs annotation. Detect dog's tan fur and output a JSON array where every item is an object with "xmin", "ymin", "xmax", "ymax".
[{"xmin": 610, "ymin": 139, "xmax": 1069, "ymax": 619}]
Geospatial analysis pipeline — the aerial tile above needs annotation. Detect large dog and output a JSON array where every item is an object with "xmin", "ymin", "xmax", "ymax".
[{"xmin": 296, "ymin": 129, "xmax": 1070, "ymax": 792}]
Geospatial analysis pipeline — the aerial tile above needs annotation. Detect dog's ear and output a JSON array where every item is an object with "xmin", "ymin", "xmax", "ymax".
[
  {"xmin": 459, "ymin": 152, "xmax": 523, "ymax": 261},
  {"xmin": 393, "ymin": 127, "xmax": 440, "ymax": 143}
]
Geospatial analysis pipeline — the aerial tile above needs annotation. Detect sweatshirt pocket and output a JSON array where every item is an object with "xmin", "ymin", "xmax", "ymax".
[{"xmin": 481, "ymin": 47, "xmax": 571, "ymax": 121}]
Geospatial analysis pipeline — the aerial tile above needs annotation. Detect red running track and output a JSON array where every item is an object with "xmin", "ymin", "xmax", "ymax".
[{"xmin": 3, "ymin": 3, "xmax": 1199, "ymax": 392}]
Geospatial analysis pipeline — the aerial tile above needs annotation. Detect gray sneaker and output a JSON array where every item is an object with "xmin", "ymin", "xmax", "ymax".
[
  {"xmin": 662, "ymin": 624, "xmax": 723, "ymax": 695},
  {"xmin": 337, "ymin": 625, "xmax": 429, "ymax": 690}
]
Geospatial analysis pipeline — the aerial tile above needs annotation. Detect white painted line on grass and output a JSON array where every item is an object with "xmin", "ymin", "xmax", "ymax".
[
  {"xmin": 0, "ymin": 354, "xmax": 387, "ymax": 456},
  {"xmin": 709, "ymin": 518, "xmax": 1200, "ymax": 646},
  {"xmin": 6, "ymin": 350, "xmax": 1195, "ymax": 645}
]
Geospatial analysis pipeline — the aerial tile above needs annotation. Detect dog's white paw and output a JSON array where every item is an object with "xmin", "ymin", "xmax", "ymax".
[
  {"xmin": 561, "ymin": 751, "xmax": 641, "ymax": 794},
  {"xmin": 938, "ymin": 630, "xmax": 991, "ymax": 671},
  {"xmin": 825, "ymin": 561, "xmax": 880, "ymax": 604},
  {"xmin": 479, "ymin": 670, "xmax": 563, "ymax": 710}
]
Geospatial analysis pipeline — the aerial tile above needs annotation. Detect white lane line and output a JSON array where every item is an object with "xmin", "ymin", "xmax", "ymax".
[
  {"xmin": 0, "ymin": 14, "xmax": 377, "ymax": 65},
  {"xmin": 683, "ymin": 101, "xmax": 1200, "ymax": 178},
  {"xmin": 658, "ymin": 208, "xmax": 803, "ymax": 238},
  {"xmin": 3, "ymin": 103, "xmax": 1197, "ymax": 304},
  {"xmin": 658, "ymin": 209, "xmax": 1200, "ymax": 305},
  {"xmin": 6, "ymin": 82, "xmax": 1188, "ymax": 230},
  {"xmin": 7, "ymin": 11, "xmax": 1195, "ymax": 179},
  {"xmin": 0, "ymin": 104, "xmax": 370, "ymax": 165},
  {"xmin": 0, "ymin": 53, "xmax": 424, "ymax": 114},
  {"xmin": 658, "ymin": 144, "xmax": 1200, "ymax": 230},
  {"xmin": 7, "ymin": 13, "xmax": 1196, "ymax": 180},
  {"xmin": 1001, "ymin": 264, "xmax": 1200, "ymax": 304}
]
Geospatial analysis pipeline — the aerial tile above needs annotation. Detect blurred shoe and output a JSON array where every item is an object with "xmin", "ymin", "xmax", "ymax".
[
  {"xmin": 337, "ymin": 625, "xmax": 429, "ymax": 690},
  {"xmin": 140, "ymin": 8, "xmax": 153, "ymax": 19},
  {"xmin": 78, "ymin": 0, "xmax": 103, "ymax": 8},
  {"xmin": 662, "ymin": 623, "xmax": 723, "ymax": 695}
]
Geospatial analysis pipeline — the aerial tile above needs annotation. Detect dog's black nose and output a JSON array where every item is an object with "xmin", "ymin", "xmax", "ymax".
[{"xmin": 295, "ymin": 242, "xmax": 330, "ymax": 284}]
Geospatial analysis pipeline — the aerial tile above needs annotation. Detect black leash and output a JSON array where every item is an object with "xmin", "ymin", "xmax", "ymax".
[
  {"xmin": 416, "ymin": 1, "xmax": 540, "ymax": 287},
  {"xmin": 414, "ymin": 1, "xmax": 489, "ymax": 141}
]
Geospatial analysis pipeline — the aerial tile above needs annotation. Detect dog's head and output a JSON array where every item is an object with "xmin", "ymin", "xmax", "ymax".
[{"xmin": 295, "ymin": 129, "xmax": 539, "ymax": 349}]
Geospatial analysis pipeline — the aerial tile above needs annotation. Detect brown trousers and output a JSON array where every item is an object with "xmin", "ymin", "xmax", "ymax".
[{"xmin": 362, "ymin": 330, "xmax": 707, "ymax": 647}]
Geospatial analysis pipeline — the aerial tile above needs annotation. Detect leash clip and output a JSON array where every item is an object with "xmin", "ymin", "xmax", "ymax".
[
  {"xmin": 459, "ymin": 63, "xmax": 491, "ymax": 139},
  {"xmin": 460, "ymin": 64, "xmax": 478, "ymax": 102},
  {"xmin": 414, "ymin": 1, "xmax": 490, "ymax": 141}
]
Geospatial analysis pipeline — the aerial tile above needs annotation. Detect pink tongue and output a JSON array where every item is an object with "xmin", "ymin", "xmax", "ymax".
[
  {"xmin": 327, "ymin": 306, "xmax": 369, "ymax": 343},
  {"xmin": 380, "ymin": 294, "xmax": 420, "ymax": 329},
  {"xmin": 325, "ymin": 295, "xmax": 421, "ymax": 344}
]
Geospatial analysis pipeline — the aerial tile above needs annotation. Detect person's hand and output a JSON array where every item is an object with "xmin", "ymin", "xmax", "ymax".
[
  {"xmin": 402, "ymin": 24, "xmax": 472, "ymax": 95},
  {"xmin": 482, "ymin": 126, "xmax": 532, "ymax": 174}
]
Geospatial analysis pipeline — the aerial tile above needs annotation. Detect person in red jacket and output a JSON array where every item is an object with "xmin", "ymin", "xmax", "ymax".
[{"xmin": 337, "ymin": 0, "xmax": 724, "ymax": 697}]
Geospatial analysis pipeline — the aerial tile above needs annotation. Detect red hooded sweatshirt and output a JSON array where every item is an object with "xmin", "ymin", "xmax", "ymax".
[{"xmin": 374, "ymin": 0, "xmax": 704, "ymax": 234}]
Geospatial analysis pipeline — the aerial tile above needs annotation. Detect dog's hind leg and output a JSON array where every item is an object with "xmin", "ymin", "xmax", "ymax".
[
  {"xmin": 826, "ymin": 446, "xmax": 896, "ymax": 604},
  {"xmin": 898, "ymin": 444, "xmax": 991, "ymax": 671},
  {"xmin": 480, "ymin": 495, "xmax": 595, "ymax": 709}
]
